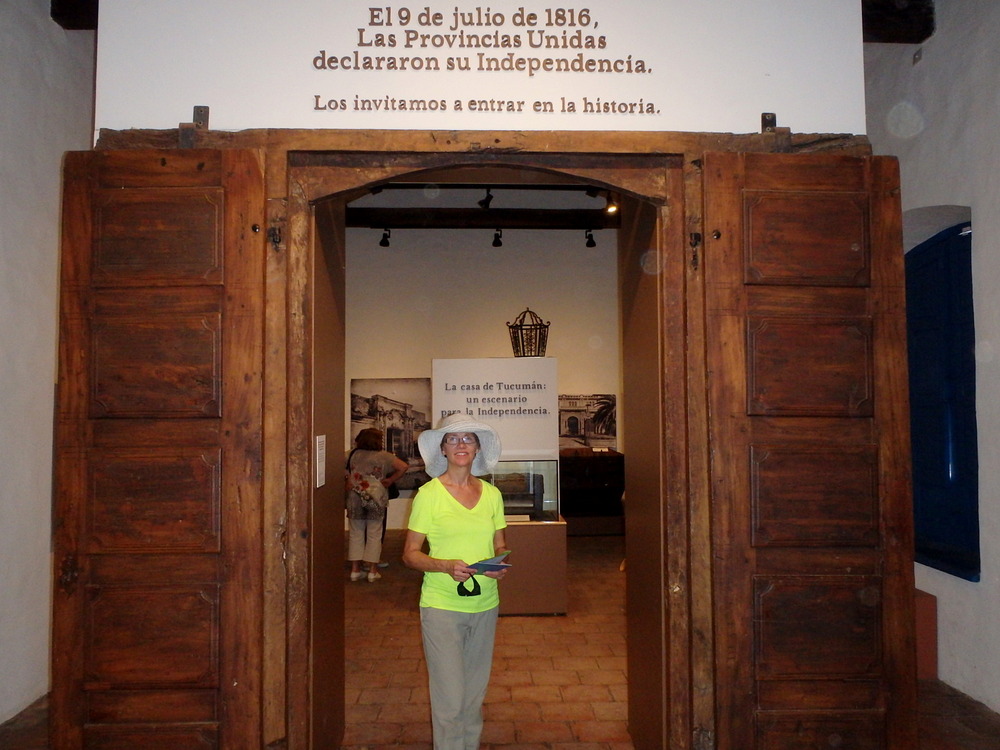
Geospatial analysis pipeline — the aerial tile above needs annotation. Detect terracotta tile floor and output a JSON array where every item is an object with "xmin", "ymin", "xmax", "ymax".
[
  {"xmin": 343, "ymin": 531, "xmax": 633, "ymax": 750},
  {"xmin": 5, "ymin": 530, "xmax": 1000, "ymax": 749}
]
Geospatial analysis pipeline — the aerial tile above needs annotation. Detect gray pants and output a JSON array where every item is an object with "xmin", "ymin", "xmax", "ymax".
[{"xmin": 420, "ymin": 606, "xmax": 499, "ymax": 750}]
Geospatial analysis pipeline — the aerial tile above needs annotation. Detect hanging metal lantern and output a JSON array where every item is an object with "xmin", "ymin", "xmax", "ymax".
[{"xmin": 507, "ymin": 308, "xmax": 550, "ymax": 357}]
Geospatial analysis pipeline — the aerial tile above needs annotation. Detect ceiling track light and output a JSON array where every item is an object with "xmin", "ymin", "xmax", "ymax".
[
  {"xmin": 492, "ymin": 228, "xmax": 503, "ymax": 247},
  {"xmin": 478, "ymin": 188, "xmax": 494, "ymax": 209},
  {"xmin": 379, "ymin": 228, "xmax": 391, "ymax": 247},
  {"xmin": 585, "ymin": 229, "xmax": 596, "ymax": 248},
  {"xmin": 604, "ymin": 195, "xmax": 619, "ymax": 215}
]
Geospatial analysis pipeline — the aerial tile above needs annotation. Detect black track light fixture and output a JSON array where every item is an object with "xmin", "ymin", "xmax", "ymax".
[
  {"xmin": 604, "ymin": 195, "xmax": 619, "ymax": 215},
  {"xmin": 478, "ymin": 188, "xmax": 494, "ymax": 209},
  {"xmin": 492, "ymin": 228, "xmax": 503, "ymax": 247},
  {"xmin": 585, "ymin": 229, "xmax": 596, "ymax": 248},
  {"xmin": 379, "ymin": 228, "xmax": 391, "ymax": 247}
]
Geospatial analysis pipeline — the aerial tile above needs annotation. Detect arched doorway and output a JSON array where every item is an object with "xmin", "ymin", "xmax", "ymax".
[{"xmin": 282, "ymin": 153, "xmax": 685, "ymax": 748}]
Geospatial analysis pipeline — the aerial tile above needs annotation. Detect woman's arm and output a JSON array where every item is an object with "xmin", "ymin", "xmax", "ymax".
[
  {"xmin": 402, "ymin": 529, "xmax": 476, "ymax": 582},
  {"xmin": 382, "ymin": 455, "xmax": 408, "ymax": 487},
  {"xmin": 483, "ymin": 528, "xmax": 509, "ymax": 580},
  {"xmin": 493, "ymin": 528, "xmax": 508, "ymax": 556}
]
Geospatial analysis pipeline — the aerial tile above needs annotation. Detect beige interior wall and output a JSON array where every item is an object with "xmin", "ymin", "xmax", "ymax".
[
  {"xmin": 0, "ymin": 4, "xmax": 95, "ymax": 724},
  {"xmin": 345, "ymin": 220, "xmax": 621, "ymax": 527}
]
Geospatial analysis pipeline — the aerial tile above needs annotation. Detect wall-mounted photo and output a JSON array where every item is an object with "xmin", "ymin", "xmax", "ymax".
[
  {"xmin": 558, "ymin": 393, "xmax": 617, "ymax": 451},
  {"xmin": 350, "ymin": 377, "xmax": 432, "ymax": 491}
]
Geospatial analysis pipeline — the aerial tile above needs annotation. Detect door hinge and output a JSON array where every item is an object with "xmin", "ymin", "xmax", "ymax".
[
  {"xmin": 689, "ymin": 232, "xmax": 702, "ymax": 271},
  {"xmin": 58, "ymin": 554, "xmax": 79, "ymax": 594},
  {"xmin": 693, "ymin": 727, "xmax": 716, "ymax": 750},
  {"xmin": 267, "ymin": 226, "xmax": 283, "ymax": 250}
]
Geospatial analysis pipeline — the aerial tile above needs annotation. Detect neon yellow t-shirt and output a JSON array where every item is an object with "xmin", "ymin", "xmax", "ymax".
[{"xmin": 408, "ymin": 477, "xmax": 507, "ymax": 613}]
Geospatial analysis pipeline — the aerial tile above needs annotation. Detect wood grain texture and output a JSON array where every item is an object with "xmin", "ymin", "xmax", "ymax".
[
  {"xmin": 52, "ymin": 150, "xmax": 266, "ymax": 749},
  {"xmin": 704, "ymin": 151, "xmax": 917, "ymax": 749}
]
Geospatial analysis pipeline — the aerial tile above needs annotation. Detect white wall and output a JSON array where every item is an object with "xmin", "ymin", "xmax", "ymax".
[
  {"xmin": 0, "ymin": 0, "xmax": 95, "ymax": 724},
  {"xmin": 345, "ymin": 227, "xmax": 619, "ymax": 392},
  {"xmin": 865, "ymin": 0, "xmax": 1000, "ymax": 713}
]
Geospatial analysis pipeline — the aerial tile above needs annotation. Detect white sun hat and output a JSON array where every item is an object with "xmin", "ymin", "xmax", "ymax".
[{"xmin": 417, "ymin": 412, "xmax": 502, "ymax": 477}]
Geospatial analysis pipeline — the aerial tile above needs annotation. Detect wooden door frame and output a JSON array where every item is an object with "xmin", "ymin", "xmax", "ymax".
[
  {"xmin": 84, "ymin": 128, "xmax": 884, "ymax": 750},
  {"xmin": 82, "ymin": 127, "xmax": 872, "ymax": 748},
  {"xmin": 278, "ymin": 145, "xmax": 686, "ymax": 749}
]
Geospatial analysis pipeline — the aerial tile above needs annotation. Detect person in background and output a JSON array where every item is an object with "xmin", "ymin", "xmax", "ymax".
[
  {"xmin": 345, "ymin": 428, "xmax": 407, "ymax": 582},
  {"xmin": 403, "ymin": 413, "xmax": 508, "ymax": 750}
]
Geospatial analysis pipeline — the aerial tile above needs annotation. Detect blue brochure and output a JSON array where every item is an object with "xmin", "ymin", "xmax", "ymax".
[{"xmin": 469, "ymin": 551, "xmax": 511, "ymax": 573}]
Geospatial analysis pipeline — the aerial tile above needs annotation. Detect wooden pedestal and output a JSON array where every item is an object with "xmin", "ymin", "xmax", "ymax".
[{"xmin": 499, "ymin": 516, "xmax": 567, "ymax": 616}]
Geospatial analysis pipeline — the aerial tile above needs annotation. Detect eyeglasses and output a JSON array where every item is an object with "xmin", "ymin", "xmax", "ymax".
[{"xmin": 443, "ymin": 434, "xmax": 478, "ymax": 445}]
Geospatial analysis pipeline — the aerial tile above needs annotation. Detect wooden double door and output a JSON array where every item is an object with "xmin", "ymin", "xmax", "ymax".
[{"xmin": 51, "ymin": 141, "xmax": 916, "ymax": 748}]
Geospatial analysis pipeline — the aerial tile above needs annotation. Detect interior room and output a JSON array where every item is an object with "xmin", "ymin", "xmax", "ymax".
[{"xmin": 342, "ymin": 176, "xmax": 623, "ymax": 531}]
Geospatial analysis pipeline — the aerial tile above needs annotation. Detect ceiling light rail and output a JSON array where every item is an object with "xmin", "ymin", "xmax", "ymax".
[
  {"xmin": 348, "ymin": 182, "xmax": 622, "ymax": 230},
  {"xmin": 346, "ymin": 207, "xmax": 618, "ymax": 230}
]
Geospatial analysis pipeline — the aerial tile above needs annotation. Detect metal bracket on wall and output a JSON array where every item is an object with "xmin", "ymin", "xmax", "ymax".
[
  {"xmin": 761, "ymin": 112, "xmax": 777, "ymax": 133},
  {"xmin": 179, "ymin": 106, "xmax": 210, "ymax": 148}
]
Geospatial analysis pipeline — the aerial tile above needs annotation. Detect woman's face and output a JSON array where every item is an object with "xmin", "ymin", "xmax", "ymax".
[{"xmin": 441, "ymin": 432, "xmax": 480, "ymax": 467}]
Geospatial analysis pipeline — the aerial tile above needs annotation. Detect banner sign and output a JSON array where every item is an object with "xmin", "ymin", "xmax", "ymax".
[
  {"xmin": 96, "ymin": 0, "xmax": 865, "ymax": 135},
  {"xmin": 432, "ymin": 358, "xmax": 558, "ymax": 460}
]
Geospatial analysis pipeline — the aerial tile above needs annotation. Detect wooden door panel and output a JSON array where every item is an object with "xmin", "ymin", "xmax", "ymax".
[
  {"xmin": 53, "ymin": 149, "xmax": 265, "ymax": 749},
  {"xmin": 704, "ymin": 152, "xmax": 916, "ymax": 749},
  {"xmin": 750, "ymin": 444, "xmax": 879, "ymax": 546},
  {"xmin": 92, "ymin": 188, "xmax": 224, "ymax": 285},
  {"xmin": 756, "ymin": 714, "xmax": 884, "ymax": 750},
  {"xmin": 82, "ymin": 726, "xmax": 218, "ymax": 750},
  {"xmin": 745, "ymin": 191, "xmax": 870, "ymax": 286},
  {"xmin": 94, "ymin": 150, "xmax": 225, "ymax": 189},
  {"xmin": 746, "ymin": 316, "xmax": 873, "ymax": 416},
  {"xmin": 86, "ymin": 689, "xmax": 217, "ymax": 723},
  {"xmin": 84, "ymin": 585, "xmax": 219, "ymax": 685},
  {"xmin": 90, "ymin": 313, "xmax": 222, "ymax": 417},
  {"xmin": 87, "ymin": 448, "xmax": 221, "ymax": 552},
  {"xmin": 754, "ymin": 576, "xmax": 882, "ymax": 677},
  {"xmin": 757, "ymin": 679, "xmax": 881, "ymax": 711}
]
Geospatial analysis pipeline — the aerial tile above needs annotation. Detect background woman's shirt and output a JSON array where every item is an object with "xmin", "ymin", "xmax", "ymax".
[{"xmin": 345, "ymin": 448, "xmax": 397, "ymax": 519}]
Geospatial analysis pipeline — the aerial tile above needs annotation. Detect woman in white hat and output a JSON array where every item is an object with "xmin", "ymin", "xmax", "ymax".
[{"xmin": 403, "ymin": 412, "xmax": 508, "ymax": 750}]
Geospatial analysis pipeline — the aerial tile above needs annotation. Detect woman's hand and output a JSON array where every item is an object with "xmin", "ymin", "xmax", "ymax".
[
  {"xmin": 484, "ymin": 540, "xmax": 509, "ymax": 580},
  {"xmin": 446, "ymin": 560, "xmax": 477, "ymax": 582}
]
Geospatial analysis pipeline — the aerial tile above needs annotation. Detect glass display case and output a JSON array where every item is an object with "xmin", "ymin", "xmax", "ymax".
[
  {"xmin": 487, "ymin": 459, "xmax": 566, "ymax": 615},
  {"xmin": 485, "ymin": 459, "xmax": 559, "ymax": 521}
]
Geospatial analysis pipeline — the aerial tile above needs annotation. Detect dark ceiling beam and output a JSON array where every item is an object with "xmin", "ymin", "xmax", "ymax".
[
  {"xmin": 346, "ymin": 207, "xmax": 618, "ymax": 230},
  {"xmin": 862, "ymin": 0, "xmax": 935, "ymax": 44},
  {"xmin": 53, "ymin": 0, "xmax": 936, "ymax": 44},
  {"xmin": 371, "ymin": 182, "xmax": 595, "ymax": 192},
  {"xmin": 51, "ymin": 0, "xmax": 98, "ymax": 31}
]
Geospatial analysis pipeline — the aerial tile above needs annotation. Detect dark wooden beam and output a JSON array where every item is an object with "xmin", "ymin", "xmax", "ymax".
[
  {"xmin": 51, "ymin": 0, "xmax": 98, "ymax": 31},
  {"xmin": 345, "ymin": 207, "xmax": 618, "ymax": 230},
  {"xmin": 862, "ymin": 0, "xmax": 935, "ymax": 44}
]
